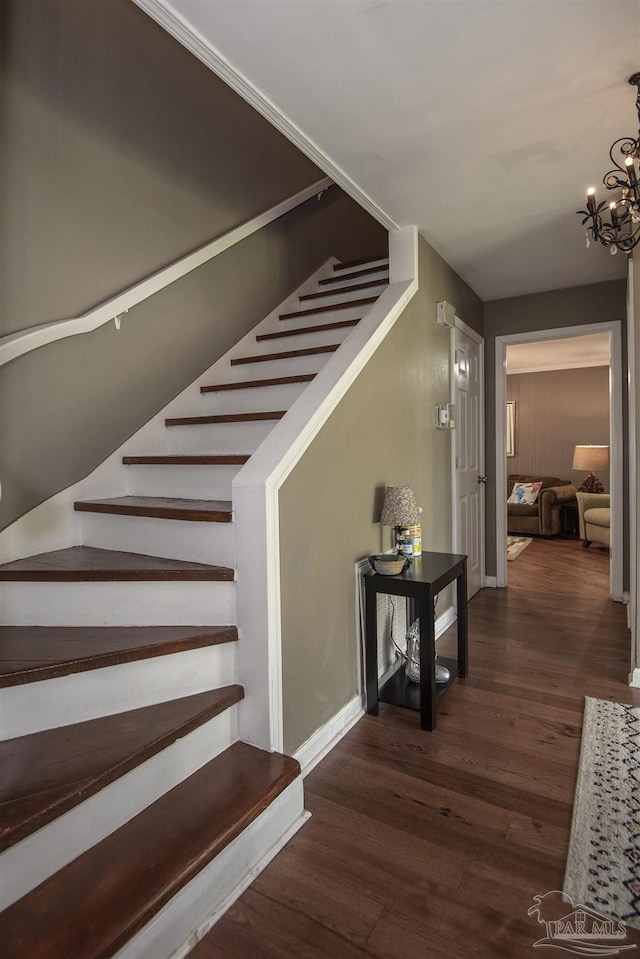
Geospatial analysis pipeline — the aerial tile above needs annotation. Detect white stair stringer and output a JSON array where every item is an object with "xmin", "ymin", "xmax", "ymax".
[
  {"xmin": 0, "ymin": 703, "xmax": 240, "ymax": 912},
  {"xmin": 1, "ymin": 641, "xmax": 238, "ymax": 739},
  {"xmin": 0, "ymin": 580, "xmax": 236, "ymax": 626},
  {"xmin": 111, "ymin": 777, "xmax": 308, "ymax": 959}
]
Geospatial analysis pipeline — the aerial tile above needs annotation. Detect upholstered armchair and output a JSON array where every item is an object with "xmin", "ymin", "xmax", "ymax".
[
  {"xmin": 576, "ymin": 492, "xmax": 610, "ymax": 548},
  {"xmin": 507, "ymin": 474, "xmax": 578, "ymax": 537}
]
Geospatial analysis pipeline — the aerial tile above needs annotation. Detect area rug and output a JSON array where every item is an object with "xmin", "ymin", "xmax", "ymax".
[
  {"xmin": 564, "ymin": 696, "xmax": 640, "ymax": 930},
  {"xmin": 506, "ymin": 535, "xmax": 532, "ymax": 562}
]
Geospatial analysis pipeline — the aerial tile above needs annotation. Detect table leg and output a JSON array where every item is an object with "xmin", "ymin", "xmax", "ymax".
[
  {"xmin": 419, "ymin": 589, "xmax": 437, "ymax": 731},
  {"xmin": 364, "ymin": 581, "xmax": 379, "ymax": 715},
  {"xmin": 456, "ymin": 562, "xmax": 468, "ymax": 678}
]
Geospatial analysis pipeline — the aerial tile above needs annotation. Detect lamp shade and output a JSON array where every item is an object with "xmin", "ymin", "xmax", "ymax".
[
  {"xmin": 380, "ymin": 486, "xmax": 419, "ymax": 526},
  {"xmin": 572, "ymin": 445, "xmax": 609, "ymax": 472}
]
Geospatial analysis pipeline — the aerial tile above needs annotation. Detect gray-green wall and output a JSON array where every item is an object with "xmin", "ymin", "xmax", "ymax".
[
  {"xmin": 278, "ymin": 237, "xmax": 483, "ymax": 755},
  {"xmin": 484, "ymin": 280, "xmax": 627, "ymax": 577},
  {"xmin": 1, "ymin": 0, "xmax": 387, "ymax": 529},
  {"xmin": 506, "ymin": 367, "xmax": 610, "ymax": 489}
]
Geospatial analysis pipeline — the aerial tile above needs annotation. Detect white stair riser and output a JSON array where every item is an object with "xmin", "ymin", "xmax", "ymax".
[
  {"xmin": 256, "ymin": 306, "xmax": 367, "ymax": 344},
  {"xmin": 79, "ymin": 513, "xmax": 236, "ymax": 567},
  {"xmin": 226, "ymin": 353, "xmax": 333, "ymax": 380},
  {"xmin": 198, "ymin": 381, "xmax": 309, "ymax": 414},
  {"xmin": 333, "ymin": 259, "xmax": 389, "ymax": 276},
  {"xmin": 0, "ymin": 581, "xmax": 236, "ymax": 626},
  {"xmin": 125, "ymin": 463, "xmax": 240, "ymax": 500},
  {"xmin": 0, "ymin": 706, "xmax": 240, "ymax": 910},
  {"xmin": 297, "ymin": 282, "xmax": 385, "ymax": 308},
  {"xmin": 111, "ymin": 778, "xmax": 307, "ymax": 959},
  {"xmin": 253, "ymin": 324, "xmax": 354, "ymax": 352},
  {"xmin": 1, "ymin": 642, "xmax": 238, "ymax": 739},
  {"xmin": 166, "ymin": 419, "xmax": 277, "ymax": 454}
]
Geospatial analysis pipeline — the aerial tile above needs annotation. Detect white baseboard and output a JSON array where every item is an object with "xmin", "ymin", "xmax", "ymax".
[
  {"xmin": 630, "ymin": 667, "xmax": 640, "ymax": 688},
  {"xmin": 435, "ymin": 604, "xmax": 457, "ymax": 638},
  {"xmin": 484, "ymin": 575, "xmax": 497, "ymax": 588},
  {"xmin": 293, "ymin": 694, "xmax": 363, "ymax": 777},
  {"xmin": 113, "ymin": 777, "xmax": 308, "ymax": 959},
  {"xmin": 293, "ymin": 603, "xmax": 458, "ymax": 778}
]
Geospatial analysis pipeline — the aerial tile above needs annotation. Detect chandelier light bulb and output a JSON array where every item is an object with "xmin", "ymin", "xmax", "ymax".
[{"xmin": 578, "ymin": 71, "xmax": 640, "ymax": 253}]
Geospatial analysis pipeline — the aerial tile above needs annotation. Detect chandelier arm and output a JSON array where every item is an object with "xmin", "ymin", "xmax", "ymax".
[
  {"xmin": 608, "ymin": 137, "xmax": 638, "ymax": 172},
  {"xmin": 579, "ymin": 72, "xmax": 640, "ymax": 256}
]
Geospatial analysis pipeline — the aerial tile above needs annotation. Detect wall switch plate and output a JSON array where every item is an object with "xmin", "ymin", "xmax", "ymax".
[{"xmin": 436, "ymin": 402, "xmax": 455, "ymax": 430}]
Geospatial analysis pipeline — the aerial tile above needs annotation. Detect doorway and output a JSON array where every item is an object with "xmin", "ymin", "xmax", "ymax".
[{"xmin": 495, "ymin": 322, "xmax": 624, "ymax": 601}]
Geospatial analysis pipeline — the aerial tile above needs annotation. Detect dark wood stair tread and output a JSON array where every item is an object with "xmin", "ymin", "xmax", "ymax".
[
  {"xmin": 2, "ymin": 742, "xmax": 299, "ymax": 959},
  {"xmin": 0, "ymin": 686, "xmax": 244, "ymax": 852},
  {"xmin": 256, "ymin": 318, "xmax": 359, "ymax": 341},
  {"xmin": 0, "ymin": 547, "xmax": 233, "ymax": 582},
  {"xmin": 333, "ymin": 254, "xmax": 388, "ymax": 271},
  {"xmin": 166, "ymin": 411, "xmax": 284, "ymax": 426},
  {"xmin": 300, "ymin": 278, "xmax": 387, "ymax": 301},
  {"xmin": 74, "ymin": 497, "xmax": 232, "ymax": 523},
  {"xmin": 279, "ymin": 295, "xmax": 377, "ymax": 320},
  {"xmin": 231, "ymin": 344, "xmax": 339, "ymax": 365},
  {"xmin": 201, "ymin": 373, "xmax": 315, "ymax": 393},
  {"xmin": 0, "ymin": 625, "xmax": 237, "ymax": 687},
  {"xmin": 319, "ymin": 264, "xmax": 389, "ymax": 285},
  {"xmin": 123, "ymin": 454, "xmax": 250, "ymax": 465}
]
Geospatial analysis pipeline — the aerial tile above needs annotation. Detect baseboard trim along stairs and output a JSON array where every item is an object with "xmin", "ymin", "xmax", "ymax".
[{"xmin": 0, "ymin": 254, "xmax": 389, "ymax": 957}]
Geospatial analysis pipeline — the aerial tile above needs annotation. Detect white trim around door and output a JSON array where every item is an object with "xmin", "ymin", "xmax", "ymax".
[{"xmin": 495, "ymin": 322, "xmax": 624, "ymax": 602}]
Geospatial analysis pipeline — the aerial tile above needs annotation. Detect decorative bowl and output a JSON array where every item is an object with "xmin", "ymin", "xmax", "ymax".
[{"xmin": 369, "ymin": 554, "xmax": 408, "ymax": 576}]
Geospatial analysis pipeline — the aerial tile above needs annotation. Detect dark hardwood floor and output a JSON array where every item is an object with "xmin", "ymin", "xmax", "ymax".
[{"xmin": 191, "ymin": 537, "xmax": 640, "ymax": 958}]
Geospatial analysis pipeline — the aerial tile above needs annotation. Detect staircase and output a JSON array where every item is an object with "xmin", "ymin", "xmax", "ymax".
[{"xmin": 0, "ymin": 255, "xmax": 389, "ymax": 958}]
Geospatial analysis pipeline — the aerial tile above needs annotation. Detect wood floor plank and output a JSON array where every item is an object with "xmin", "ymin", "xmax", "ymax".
[{"xmin": 192, "ymin": 538, "xmax": 639, "ymax": 958}]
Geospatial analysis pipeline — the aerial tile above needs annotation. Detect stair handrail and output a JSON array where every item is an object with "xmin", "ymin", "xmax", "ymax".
[{"xmin": 0, "ymin": 176, "xmax": 333, "ymax": 370}]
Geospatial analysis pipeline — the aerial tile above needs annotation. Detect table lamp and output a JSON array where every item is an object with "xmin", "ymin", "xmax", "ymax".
[
  {"xmin": 572, "ymin": 445, "xmax": 609, "ymax": 494},
  {"xmin": 380, "ymin": 485, "xmax": 420, "ymax": 553}
]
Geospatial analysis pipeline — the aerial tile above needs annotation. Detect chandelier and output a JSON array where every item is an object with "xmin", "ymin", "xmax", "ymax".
[{"xmin": 578, "ymin": 72, "xmax": 640, "ymax": 255}]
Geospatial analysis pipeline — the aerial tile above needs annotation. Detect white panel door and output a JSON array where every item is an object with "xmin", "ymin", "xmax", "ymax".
[{"xmin": 454, "ymin": 327, "xmax": 484, "ymax": 598}]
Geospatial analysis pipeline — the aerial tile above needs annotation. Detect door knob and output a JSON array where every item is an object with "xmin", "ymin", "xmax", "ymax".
[{"xmin": 478, "ymin": 475, "xmax": 488, "ymax": 484}]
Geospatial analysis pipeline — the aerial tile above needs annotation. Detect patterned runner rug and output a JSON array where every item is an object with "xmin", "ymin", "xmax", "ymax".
[
  {"xmin": 506, "ymin": 535, "xmax": 532, "ymax": 562},
  {"xmin": 564, "ymin": 697, "xmax": 640, "ymax": 929}
]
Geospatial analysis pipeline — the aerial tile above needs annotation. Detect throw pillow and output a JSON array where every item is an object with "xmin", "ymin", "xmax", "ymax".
[{"xmin": 507, "ymin": 481, "xmax": 543, "ymax": 505}]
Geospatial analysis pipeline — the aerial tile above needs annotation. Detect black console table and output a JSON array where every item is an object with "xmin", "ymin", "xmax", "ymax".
[{"xmin": 364, "ymin": 551, "xmax": 468, "ymax": 731}]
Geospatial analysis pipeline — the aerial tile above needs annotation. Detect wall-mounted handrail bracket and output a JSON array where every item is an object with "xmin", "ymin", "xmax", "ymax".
[{"xmin": 0, "ymin": 176, "xmax": 333, "ymax": 369}]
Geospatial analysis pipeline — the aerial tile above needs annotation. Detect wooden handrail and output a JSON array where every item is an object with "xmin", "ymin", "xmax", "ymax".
[{"xmin": 0, "ymin": 177, "xmax": 333, "ymax": 369}]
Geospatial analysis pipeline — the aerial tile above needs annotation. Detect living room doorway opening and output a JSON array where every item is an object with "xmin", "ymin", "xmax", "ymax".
[{"xmin": 494, "ymin": 322, "xmax": 623, "ymax": 601}]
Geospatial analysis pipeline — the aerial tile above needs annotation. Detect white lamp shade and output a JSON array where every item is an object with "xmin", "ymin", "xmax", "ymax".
[
  {"xmin": 380, "ymin": 486, "xmax": 419, "ymax": 526},
  {"xmin": 572, "ymin": 445, "xmax": 609, "ymax": 472}
]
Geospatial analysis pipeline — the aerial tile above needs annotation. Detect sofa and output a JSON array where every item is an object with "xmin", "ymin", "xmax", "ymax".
[
  {"xmin": 576, "ymin": 492, "xmax": 610, "ymax": 548},
  {"xmin": 507, "ymin": 474, "xmax": 578, "ymax": 538}
]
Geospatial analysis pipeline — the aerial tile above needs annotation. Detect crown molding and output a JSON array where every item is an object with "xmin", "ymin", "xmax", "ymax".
[{"xmin": 133, "ymin": 0, "xmax": 398, "ymax": 234}]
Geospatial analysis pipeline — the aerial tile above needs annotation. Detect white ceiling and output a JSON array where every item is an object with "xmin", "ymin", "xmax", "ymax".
[
  {"xmin": 151, "ymin": 0, "xmax": 640, "ymax": 301},
  {"xmin": 506, "ymin": 332, "xmax": 610, "ymax": 374}
]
